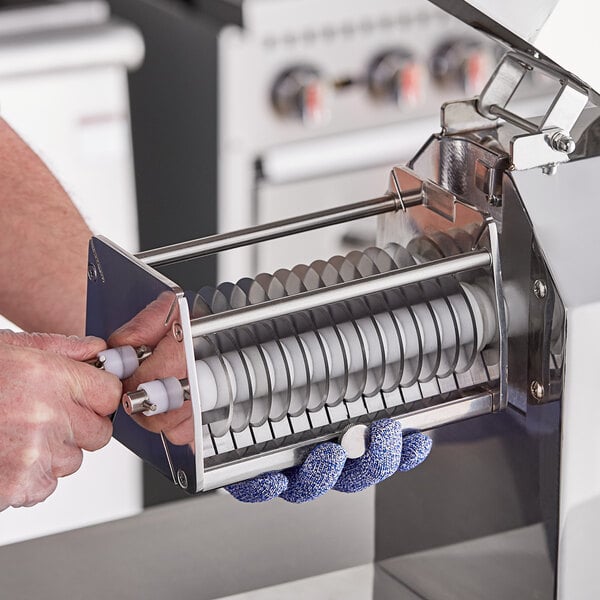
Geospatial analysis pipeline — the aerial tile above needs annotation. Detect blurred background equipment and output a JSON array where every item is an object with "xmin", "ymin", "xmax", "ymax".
[
  {"xmin": 0, "ymin": 0, "xmax": 144, "ymax": 545},
  {"xmin": 110, "ymin": 0, "xmax": 509, "ymax": 286}
]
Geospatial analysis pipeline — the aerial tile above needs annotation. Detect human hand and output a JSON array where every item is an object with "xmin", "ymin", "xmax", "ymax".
[
  {"xmin": 226, "ymin": 419, "xmax": 432, "ymax": 503},
  {"xmin": 108, "ymin": 292, "xmax": 193, "ymax": 446},
  {"xmin": 0, "ymin": 330, "xmax": 122, "ymax": 510}
]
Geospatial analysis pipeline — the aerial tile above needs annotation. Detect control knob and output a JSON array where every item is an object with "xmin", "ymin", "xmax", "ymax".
[
  {"xmin": 368, "ymin": 49, "xmax": 421, "ymax": 106},
  {"xmin": 431, "ymin": 39, "xmax": 493, "ymax": 94},
  {"xmin": 271, "ymin": 66, "xmax": 330, "ymax": 126}
]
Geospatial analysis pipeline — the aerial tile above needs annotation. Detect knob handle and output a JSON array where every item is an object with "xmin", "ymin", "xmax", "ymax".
[
  {"xmin": 431, "ymin": 39, "xmax": 493, "ymax": 94},
  {"xmin": 368, "ymin": 49, "xmax": 421, "ymax": 106},
  {"xmin": 271, "ymin": 66, "xmax": 330, "ymax": 126}
]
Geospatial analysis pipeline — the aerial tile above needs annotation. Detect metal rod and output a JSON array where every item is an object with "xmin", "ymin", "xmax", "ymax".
[
  {"xmin": 137, "ymin": 192, "xmax": 421, "ymax": 267},
  {"xmin": 488, "ymin": 104, "xmax": 538, "ymax": 134},
  {"xmin": 190, "ymin": 250, "xmax": 491, "ymax": 338}
]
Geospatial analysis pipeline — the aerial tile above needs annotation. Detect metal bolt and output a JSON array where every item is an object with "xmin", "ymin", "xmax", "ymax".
[
  {"xmin": 87, "ymin": 263, "xmax": 98, "ymax": 282},
  {"xmin": 122, "ymin": 390, "xmax": 157, "ymax": 416},
  {"xmin": 487, "ymin": 195, "xmax": 502, "ymax": 208},
  {"xmin": 547, "ymin": 130, "xmax": 576, "ymax": 154},
  {"xmin": 172, "ymin": 322, "xmax": 184, "ymax": 342},
  {"xmin": 177, "ymin": 469, "xmax": 188, "ymax": 489},
  {"xmin": 533, "ymin": 279, "xmax": 547, "ymax": 299},
  {"xmin": 530, "ymin": 380, "xmax": 545, "ymax": 401},
  {"xmin": 541, "ymin": 163, "xmax": 558, "ymax": 176}
]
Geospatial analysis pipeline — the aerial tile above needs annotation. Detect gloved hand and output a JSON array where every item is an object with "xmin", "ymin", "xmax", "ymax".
[
  {"xmin": 0, "ymin": 330, "xmax": 122, "ymax": 510},
  {"xmin": 226, "ymin": 419, "xmax": 432, "ymax": 503}
]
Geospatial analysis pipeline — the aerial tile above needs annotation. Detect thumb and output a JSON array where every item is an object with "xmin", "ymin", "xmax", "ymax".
[
  {"xmin": 0, "ymin": 330, "xmax": 106, "ymax": 361},
  {"xmin": 108, "ymin": 291, "xmax": 177, "ymax": 348}
]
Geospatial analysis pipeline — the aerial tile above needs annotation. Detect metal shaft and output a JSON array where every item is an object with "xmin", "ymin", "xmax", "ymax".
[
  {"xmin": 488, "ymin": 104, "xmax": 539, "ymax": 134},
  {"xmin": 137, "ymin": 193, "xmax": 420, "ymax": 267},
  {"xmin": 190, "ymin": 250, "xmax": 491, "ymax": 338}
]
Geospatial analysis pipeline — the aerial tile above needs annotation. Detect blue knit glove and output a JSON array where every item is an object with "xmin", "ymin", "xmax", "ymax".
[{"xmin": 226, "ymin": 419, "xmax": 432, "ymax": 503}]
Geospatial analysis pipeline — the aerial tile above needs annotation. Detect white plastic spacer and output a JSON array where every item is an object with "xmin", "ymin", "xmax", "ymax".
[
  {"xmin": 98, "ymin": 346, "xmax": 139, "ymax": 379},
  {"xmin": 138, "ymin": 377, "xmax": 186, "ymax": 417}
]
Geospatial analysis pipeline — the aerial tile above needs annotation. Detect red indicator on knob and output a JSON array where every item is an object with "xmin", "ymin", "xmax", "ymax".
[
  {"xmin": 368, "ymin": 49, "xmax": 422, "ymax": 107},
  {"xmin": 302, "ymin": 81, "xmax": 325, "ymax": 124},
  {"xmin": 272, "ymin": 66, "xmax": 331, "ymax": 126},
  {"xmin": 431, "ymin": 39, "xmax": 494, "ymax": 94}
]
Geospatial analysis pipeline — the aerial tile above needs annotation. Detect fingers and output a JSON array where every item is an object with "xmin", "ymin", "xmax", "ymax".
[
  {"xmin": 117, "ymin": 326, "xmax": 188, "ymax": 441},
  {"xmin": 51, "ymin": 445, "xmax": 84, "ymax": 478},
  {"xmin": 334, "ymin": 419, "xmax": 403, "ymax": 493},
  {"xmin": 0, "ymin": 455, "xmax": 58, "ymax": 510},
  {"xmin": 20, "ymin": 476, "xmax": 58, "ymax": 509},
  {"xmin": 0, "ymin": 339, "xmax": 118, "ymax": 512},
  {"xmin": 280, "ymin": 442, "xmax": 347, "ymax": 503},
  {"xmin": 108, "ymin": 291, "xmax": 178, "ymax": 349},
  {"xmin": 69, "ymin": 405, "xmax": 113, "ymax": 451},
  {"xmin": 122, "ymin": 334, "xmax": 185, "ymax": 392},
  {"xmin": 397, "ymin": 432, "xmax": 432, "ymax": 472},
  {"xmin": 68, "ymin": 362, "xmax": 123, "ymax": 417},
  {"xmin": 129, "ymin": 399, "xmax": 192, "ymax": 435},
  {"xmin": 0, "ymin": 331, "xmax": 106, "ymax": 361},
  {"xmin": 226, "ymin": 472, "xmax": 288, "ymax": 503},
  {"xmin": 162, "ymin": 414, "xmax": 195, "ymax": 446}
]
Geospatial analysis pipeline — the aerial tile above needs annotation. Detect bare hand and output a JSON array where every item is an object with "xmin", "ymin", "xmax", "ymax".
[
  {"xmin": 109, "ymin": 292, "xmax": 194, "ymax": 446},
  {"xmin": 0, "ymin": 331, "xmax": 122, "ymax": 510}
]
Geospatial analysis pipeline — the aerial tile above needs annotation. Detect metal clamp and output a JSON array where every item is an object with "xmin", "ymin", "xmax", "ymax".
[{"xmin": 442, "ymin": 52, "xmax": 588, "ymax": 172}]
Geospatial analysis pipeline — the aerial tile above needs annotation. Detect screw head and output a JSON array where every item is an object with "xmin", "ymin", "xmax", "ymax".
[
  {"xmin": 530, "ymin": 380, "xmax": 545, "ymax": 401},
  {"xmin": 177, "ymin": 469, "xmax": 188, "ymax": 489},
  {"xmin": 487, "ymin": 195, "xmax": 502, "ymax": 207},
  {"xmin": 87, "ymin": 263, "xmax": 98, "ymax": 282},
  {"xmin": 548, "ymin": 130, "xmax": 576, "ymax": 154},
  {"xmin": 542, "ymin": 163, "xmax": 558, "ymax": 176},
  {"xmin": 533, "ymin": 279, "xmax": 547, "ymax": 299},
  {"xmin": 172, "ymin": 322, "xmax": 184, "ymax": 342}
]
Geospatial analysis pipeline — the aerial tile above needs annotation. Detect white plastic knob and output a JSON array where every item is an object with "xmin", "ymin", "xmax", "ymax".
[
  {"xmin": 98, "ymin": 346, "xmax": 139, "ymax": 379},
  {"xmin": 138, "ymin": 377, "xmax": 185, "ymax": 417}
]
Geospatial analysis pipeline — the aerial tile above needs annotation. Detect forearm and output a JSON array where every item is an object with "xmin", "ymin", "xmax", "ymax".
[{"xmin": 0, "ymin": 118, "xmax": 91, "ymax": 335}]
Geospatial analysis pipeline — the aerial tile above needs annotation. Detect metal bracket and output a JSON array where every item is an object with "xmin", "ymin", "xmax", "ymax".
[
  {"xmin": 389, "ymin": 166, "xmax": 456, "ymax": 222},
  {"xmin": 441, "ymin": 51, "xmax": 589, "ymax": 172},
  {"xmin": 441, "ymin": 98, "xmax": 496, "ymax": 135}
]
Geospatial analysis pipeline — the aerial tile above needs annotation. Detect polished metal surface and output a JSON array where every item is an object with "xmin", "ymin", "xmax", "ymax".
[
  {"xmin": 442, "ymin": 51, "xmax": 588, "ymax": 171},
  {"xmin": 138, "ymin": 193, "xmax": 421, "ymax": 267},
  {"xmin": 89, "ymin": 220, "xmax": 499, "ymax": 494},
  {"xmin": 203, "ymin": 389, "xmax": 495, "ymax": 490},
  {"xmin": 189, "ymin": 251, "xmax": 491, "ymax": 338},
  {"xmin": 122, "ymin": 389, "xmax": 156, "ymax": 415},
  {"xmin": 428, "ymin": 0, "xmax": 600, "ymax": 102},
  {"xmin": 377, "ymin": 524, "xmax": 555, "ymax": 600},
  {"xmin": 512, "ymin": 157, "xmax": 600, "ymax": 598},
  {"xmin": 86, "ymin": 236, "xmax": 200, "ymax": 490}
]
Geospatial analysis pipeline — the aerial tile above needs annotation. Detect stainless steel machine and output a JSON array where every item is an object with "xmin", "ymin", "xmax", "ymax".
[{"xmin": 85, "ymin": 0, "xmax": 600, "ymax": 597}]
